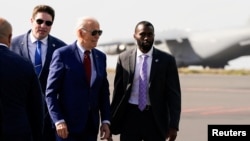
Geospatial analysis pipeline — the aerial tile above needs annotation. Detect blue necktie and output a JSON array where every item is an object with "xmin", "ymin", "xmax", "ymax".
[
  {"xmin": 35, "ymin": 40, "xmax": 42, "ymax": 75},
  {"xmin": 138, "ymin": 55, "xmax": 148, "ymax": 111}
]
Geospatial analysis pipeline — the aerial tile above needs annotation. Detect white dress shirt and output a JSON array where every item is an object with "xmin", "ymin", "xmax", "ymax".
[
  {"xmin": 129, "ymin": 47, "xmax": 153, "ymax": 105},
  {"xmin": 76, "ymin": 41, "xmax": 97, "ymax": 86},
  {"xmin": 29, "ymin": 33, "xmax": 48, "ymax": 67}
]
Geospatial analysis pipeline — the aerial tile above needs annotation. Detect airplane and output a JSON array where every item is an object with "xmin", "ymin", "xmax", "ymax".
[{"xmin": 97, "ymin": 26, "xmax": 250, "ymax": 68}]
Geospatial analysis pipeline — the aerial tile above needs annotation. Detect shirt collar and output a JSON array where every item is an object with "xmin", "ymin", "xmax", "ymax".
[
  {"xmin": 29, "ymin": 33, "xmax": 48, "ymax": 45},
  {"xmin": 0, "ymin": 43, "xmax": 8, "ymax": 48},
  {"xmin": 76, "ymin": 41, "xmax": 91, "ymax": 54},
  {"xmin": 136, "ymin": 46, "xmax": 153, "ymax": 58}
]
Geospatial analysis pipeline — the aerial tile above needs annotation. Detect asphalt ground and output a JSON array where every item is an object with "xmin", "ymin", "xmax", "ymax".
[{"xmin": 98, "ymin": 72, "xmax": 250, "ymax": 141}]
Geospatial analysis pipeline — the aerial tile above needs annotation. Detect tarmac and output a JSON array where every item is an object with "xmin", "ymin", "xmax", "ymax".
[{"xmin": 98, "ymin": 72, "xmax": 250, "ymax": 141}]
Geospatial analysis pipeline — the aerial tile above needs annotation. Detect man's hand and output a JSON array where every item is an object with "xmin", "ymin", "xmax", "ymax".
[
  {"xmin": 56, "ymin": 122, "xmax": 69, "ymax": 139},
  {"xmin": 100, "ymin": 123, "xmax": 111, "ymax": 140},
  {"xmin": 166, "ymin": 128, "xmax": 177, "ymax": 141}
]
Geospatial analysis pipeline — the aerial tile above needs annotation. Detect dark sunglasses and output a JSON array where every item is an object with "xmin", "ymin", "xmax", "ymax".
[
  {"xmin": 36, "ymin": 19, "xmax": 53, "ymax": 26},
  {"xmin": 82, "ymin": 28, "xmax": 102, "ymax": 36}
]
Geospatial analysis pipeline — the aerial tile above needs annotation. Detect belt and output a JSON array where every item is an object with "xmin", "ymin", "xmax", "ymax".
[{"xmin": 128, "ymin": 103, "xmax": 151, "ymax": 111}]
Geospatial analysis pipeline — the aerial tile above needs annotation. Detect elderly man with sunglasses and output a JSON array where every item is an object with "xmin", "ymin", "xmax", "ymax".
[
  {"xmin": 10, "ymin": 4, "xmax": 67, "ymax": 141},
  {"xmin": 45, "ymin": 16, "xmax": 111, "ymax": 141}
]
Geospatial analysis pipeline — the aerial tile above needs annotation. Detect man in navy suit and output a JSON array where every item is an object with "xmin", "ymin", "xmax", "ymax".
[
  {"xmin": 0, "ymin": 17, "xmax": 44, "ymax": 141},
  {"xmin": 10, "ymin": 5, "xmax": 67, "ymax": 141},
  {"xmin": 45, "ymin": 16, "xmax": 111, "ymax": 141},
  {"xmin": 110, "ymin": 21, "xmax": 181, "ymax": 141}
]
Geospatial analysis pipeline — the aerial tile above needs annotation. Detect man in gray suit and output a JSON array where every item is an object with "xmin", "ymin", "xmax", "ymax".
[
  {"xmin": 110, "ymin": 21, "xmax": 181, "ymax": 141},
  {"xmin": 0, "ymin": 17, "xmax": 44, "ymax": 141},
  {"xmin": 10, "ymin": 5, "xmax": 67, "ymax": 141}
]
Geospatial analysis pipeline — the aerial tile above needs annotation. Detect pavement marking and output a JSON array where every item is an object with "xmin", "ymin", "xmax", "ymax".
[
  {"xmin": 182, "ymin": 88, "xmax": 250, "ymax": 93},
  {"xmin": 183, "ymin": 106, "xmax": 250, "ymax": 115}
]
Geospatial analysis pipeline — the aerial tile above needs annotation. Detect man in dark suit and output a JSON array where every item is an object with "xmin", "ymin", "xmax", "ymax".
[
  {"xmin": 0, "ymin": 17, "xmax": 44, "ymax": 141},
  {"xmin": 110, "ymin": 21, "xmax": 181, "ymax": 141},
  {"xmin": 10, "ymin": 5, "xmax": 67, "ymax": 141},
  {"xmin": 45, "ymin": 16, "xmax": 111, "ymax": 141}
]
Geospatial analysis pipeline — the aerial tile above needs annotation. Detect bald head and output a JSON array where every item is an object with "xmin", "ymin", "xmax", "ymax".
[{"xmin": 0, "ymin": 17, "xmax": 12, "ymax": 47}]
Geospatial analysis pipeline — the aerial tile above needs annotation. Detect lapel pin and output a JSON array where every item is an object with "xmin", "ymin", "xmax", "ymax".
[{"xmin": 155, "ymin": 59, "xmax": 159, "ymax": 62}]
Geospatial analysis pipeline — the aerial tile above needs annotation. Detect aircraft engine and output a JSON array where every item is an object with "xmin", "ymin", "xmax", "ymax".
[{"xmin": 118, "ymin": 44, "xmax": 126, "ymax": 52}]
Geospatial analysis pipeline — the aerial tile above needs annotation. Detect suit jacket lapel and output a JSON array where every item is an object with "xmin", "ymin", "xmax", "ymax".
[
  {"xmin": 43, "ymin": 36, "xmax": 55, "ymax": 73},
  {"xmin": 72, "ymin": 42, "xmax": 84, "ymax": 68},
  {"xmin": 129, "ymin": 49, "xmax": 136, "ymax": 82},
  {"xmin": 92, "ymin": 49, "xmax": 99, "ymax": 84},
  {"xmin": 20, "ymin": 33, "xmax": 30, "ymax": 59},
  {"xmin": 149, "ymin": 48, "xmax": 159, "ymax": 83}
]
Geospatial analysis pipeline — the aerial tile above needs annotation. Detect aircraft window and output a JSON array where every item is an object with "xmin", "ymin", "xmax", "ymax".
[
  {"xmin": 154, "ymin": 40, "xmax": 162, "ymax": 45},
  {"xmin": 127, "ymin": 42, "xmax": 135, "ymax": 46}
]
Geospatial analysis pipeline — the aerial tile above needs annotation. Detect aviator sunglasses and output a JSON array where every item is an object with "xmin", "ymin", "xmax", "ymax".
[
  {"xmin": 36, "ymin": 19, "xmax": 53, "ymax": 26},
  {"xmin": 82, "ymin": 28, "xmax": 103, "ymax": 36}
]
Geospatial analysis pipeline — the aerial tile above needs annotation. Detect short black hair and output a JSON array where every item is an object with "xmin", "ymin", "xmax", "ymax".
[{"xmin": 134, "ymin": 21, "xmax": 154, "ymax": 32}]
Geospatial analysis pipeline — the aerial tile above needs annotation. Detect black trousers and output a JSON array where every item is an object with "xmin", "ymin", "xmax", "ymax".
[
  {"xmin": 1, "ymin": 134, "xmax": 33, "ymax": 141},
  {"xmin": 120, "ymin": 104, "xmax": 165, "ymax": 141},
  {"xmin": 42, "ymin": 111, "xmax": 56, "ymax": 141}
]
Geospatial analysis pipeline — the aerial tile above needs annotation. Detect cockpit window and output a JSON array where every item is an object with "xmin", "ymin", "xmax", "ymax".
[{"xmin": 154, "ymin": 40, "xmax": 162, "ymax": 45}]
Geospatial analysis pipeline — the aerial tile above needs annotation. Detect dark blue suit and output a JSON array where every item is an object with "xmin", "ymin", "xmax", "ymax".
[
  {"xmin": 10, "ymin": 29, "xmax": 67, "ymax": 141},
  {"xmin": 0, "ymin": 45, "xmax": 44, "ymax": 141},
  {"xmin": 45, "ymin": 41, "xmax": 110, "ymax": 140},
  {"xmin": 10, "ymin": 30, "xmax": 67, "ymax": 92}
]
